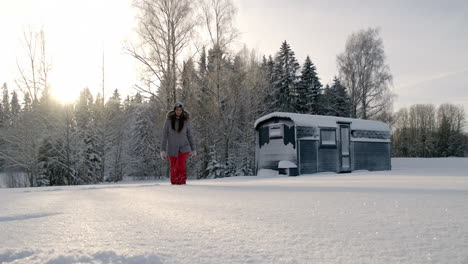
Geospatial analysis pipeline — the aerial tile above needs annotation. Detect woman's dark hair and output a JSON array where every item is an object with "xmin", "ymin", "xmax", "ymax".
[{"xmin": 171, "ymin": 110, "xmax": 185, "ymax": 132}]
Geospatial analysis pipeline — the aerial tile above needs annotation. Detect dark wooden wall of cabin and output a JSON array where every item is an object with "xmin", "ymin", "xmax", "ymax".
[
  {"xmin": 318, "ymin": 148, "xmax": 338, "ymax": 172},
  {"xmin": 352, "ymin": 142, "xmax": 391, "ymax": 171},
  {"xmin": 298, "ymin": 140, "xmax": 318, "ymax": 174}
]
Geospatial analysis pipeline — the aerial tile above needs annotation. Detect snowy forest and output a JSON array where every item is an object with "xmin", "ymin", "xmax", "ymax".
[{"xmin": 0, "ymin": 0, "xmax": 467, "ymax": 187}]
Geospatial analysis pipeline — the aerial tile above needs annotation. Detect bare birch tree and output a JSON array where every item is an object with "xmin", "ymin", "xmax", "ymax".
[
  {"xmin": 337, "ymin": 28, "xmax": 393, "ymax": 120},
  {"xmin": 199, "ymin": 0, "xmax": 239, "ymax": 162},
  {"xmin": 0, "ymin": 28, "xmax": 51, "ymax": 186},
  {"xmin": 15, "ymin": 27, "xmax": 51, "ymax": 103},
  {"xmin": 127, "ymin": 0, "xmax": 197, "ymax": 109}
]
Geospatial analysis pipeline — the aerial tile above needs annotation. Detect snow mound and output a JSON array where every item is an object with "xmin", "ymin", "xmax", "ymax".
[
  {"xmin": 278, "ymin": 160, "xmax": 297, "ymax": 168},
  {"xmin": 256, "ymin": 169, "xmax": 279, "ymax": 177}
]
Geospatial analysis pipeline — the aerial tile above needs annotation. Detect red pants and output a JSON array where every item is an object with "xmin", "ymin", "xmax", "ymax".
[{"xmin": 169, "ymin": 152, "xmax": 189, "ymax": 185}]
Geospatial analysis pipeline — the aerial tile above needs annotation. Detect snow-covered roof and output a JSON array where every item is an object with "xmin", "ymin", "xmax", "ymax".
[{"xmin": 254, "ymin": 112, "xmax": 390, "ymax": 132}]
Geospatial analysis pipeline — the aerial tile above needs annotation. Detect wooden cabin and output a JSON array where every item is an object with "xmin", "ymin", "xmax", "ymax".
[{"xmin": 254, "ymin": 112, "xmax": 391, "ymax": 175}]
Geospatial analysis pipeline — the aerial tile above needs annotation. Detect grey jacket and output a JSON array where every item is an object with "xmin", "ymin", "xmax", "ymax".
[{"xmin": 161, "ymin": 110, "xmax": 196, "ymax": 157}]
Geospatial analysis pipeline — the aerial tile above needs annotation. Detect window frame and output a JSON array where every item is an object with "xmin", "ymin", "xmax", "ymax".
[
  {"xmin": 268, "ymin": 124, "xmax": 284, "ymax": 139},
  {"xmin": 319, "ymin": 127, "xmax": 337, "ymax": 149}
]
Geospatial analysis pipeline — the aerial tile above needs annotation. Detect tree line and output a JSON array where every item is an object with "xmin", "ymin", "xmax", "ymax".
[
  {"xmin": 0, "ymin": 82, "xmax": 169, "ymax": 187},
  {"xmin": 392, "ymin": 104, "xmax": 467, "ymax": 157}
]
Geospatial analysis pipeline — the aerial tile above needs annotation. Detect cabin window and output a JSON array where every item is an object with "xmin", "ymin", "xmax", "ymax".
[
  {"xmin": 320, "ymin": 128, "xmax": 336, "ymax": 148},
  {"xmin": 269, "ymin": 125, "xmax": 283, "ymax": 139}
]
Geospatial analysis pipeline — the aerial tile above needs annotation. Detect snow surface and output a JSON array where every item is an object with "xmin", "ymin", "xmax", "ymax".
[
  {"xmin": 254, "ymin": 112, "xmax": 390, "ymax": 132},
  {"xmin": 1, "ymin": 158, "xmax": 468, "ymax": 264}
]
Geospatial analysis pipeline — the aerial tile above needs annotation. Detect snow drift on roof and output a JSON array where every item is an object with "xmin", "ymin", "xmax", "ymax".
[{"xmin": 254, "ymin": 112, "xmax": 390, "ymax": 132}]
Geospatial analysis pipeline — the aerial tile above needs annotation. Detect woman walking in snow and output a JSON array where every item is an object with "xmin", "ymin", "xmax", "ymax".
[{"xmin": 160, "ymin": 102, "xmax": 197, "ymax": 185}]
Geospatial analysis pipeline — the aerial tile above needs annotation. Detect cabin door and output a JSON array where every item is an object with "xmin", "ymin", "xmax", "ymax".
[{"xmin": 339, "ymin": 124, "xmax": 351, "ymax": 172}]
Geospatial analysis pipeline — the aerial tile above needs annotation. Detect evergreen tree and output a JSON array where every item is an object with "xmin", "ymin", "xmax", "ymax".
[
  {"xmin": 446, "ymin": 123, "xmax": 465, "ymax": 157},
  {"xmin": 94, "ymin": 93, "xmax": 106, "ymax": 182},
  {"xmin": 105, "ymin": 89, "xmax": 125, "ymax": 181},
  {"xmin": 133, "ymin": 92, "xmax": 143, "ymax": 104},
  {"xmin": 239, "ymin": 157, "xmax": 254, "ymax": 176},
  {"xmin": 127, "ymin": 102, "xmax": 159, "ymax": 178},
  {"xmin": 272, "ymin": 41, "xmax": 300, "ymax": 112},
  {"xmin": 62, "ymin": 104, "xmax": 79, "ymax": 185},
  {"xmin": 148, "ymin": 94, "xmax": 168, "ymax": 178},
  {"xmin": 464, "ymin": 133, "xmax": 468, "ymax": 157},
  {"xmin": 10, "ymin": 91, "xmax": 20, "ymax": 124},
  {"xmin": 181, "ymin": 58, "xmax": 196, "ymax": 108},
  {"xmin": 0, "ymin": 84, "xmax": 5, "ymax": 171},
  {"xmin": 75, "ymin": 88, "xmax": 102, "ymax": 184},
  {"xmin": 193, "ymin": 47, "xmax": 213, "ymax": 179},
  {"xmin": 323, "ymin": 77, "xmax": 350, "ymax": 117},
  {"xmin": 436, "ymin": 113, "xmax": 451, "ymax": 157},
  {"xmin": 224, "ymin": 155, "xmax": 236, "ymax": 177},
  {"xmin": 296, "ymin": 56, "xmax": 321, "ymax": 114},
  {"xmin": 260, "ymin": 55, "xmax": 275, "ymax": 115},
  {"xmin": 206, "ymin": 146, "xmax": 225, "ymax": 179},
  {"xmin": 1, "ymin": 83, "xmax": 10, "ymax": 127},
  {"xmin": 198, "ymin": 47, "xmax": 208, "ymax": 94},
  {"xmin": 37, "ymin": 137, "xmax": 68, "ymax": 186},
  {"xmin": 0, "ymin": 99, "xmax": 3, "ymax": 128},
  {"xmin": 23, "ymin": 92, "xmax": 32, "ymax": 113}
]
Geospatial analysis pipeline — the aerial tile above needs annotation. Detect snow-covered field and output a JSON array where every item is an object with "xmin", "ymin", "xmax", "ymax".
[{"xmin": 1, "ymin": 158, "xmax": 468, "ymax": 264}]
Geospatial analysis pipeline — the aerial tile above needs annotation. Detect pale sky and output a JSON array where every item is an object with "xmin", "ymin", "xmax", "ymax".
[{"xmin": 1, "ymin": 0, "xmax": 467, "ymax": 114}]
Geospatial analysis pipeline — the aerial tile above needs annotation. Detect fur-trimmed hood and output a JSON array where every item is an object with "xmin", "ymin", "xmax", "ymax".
[{"xmin": 166, "ymin": 110, "xmax": 190, "ymax": 120}]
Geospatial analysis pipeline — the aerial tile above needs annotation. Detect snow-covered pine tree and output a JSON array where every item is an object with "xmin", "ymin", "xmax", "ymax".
[
  {"xmin": 123, "ymin": 95, "xmax": 131, "ymax": 111},
  {"xmin": 37, "ymin": 138, "xmax": 52, "ymax": 186},
  {"xmin": 34, "ymin": 86, "xmax": 64, "ymax": 186},
  {"xmin": 0, "ymin": 98, "xmax": 4, "ymax": 128},
  {"xmin": 23, "ymin": 92, "xmax": 32, "ymax": 113},
  {"xmin": 75, "ymin": 88, "xmax": 102, "ymax": 184},
  {"xmin": 104, "ymin": 89, "xmax": 125, "ymax": 182},
  {"xmin": 323, "ymin": 77, "xmax": 350, "ymax": 117},
  {"xmin": 224, "ymin": 155, "xmax": 236, "ymax": 177},
  {"xmin": 1, "ymin": 83, "xmax": 10, "ymax": 127},
  {"xmin": 272, "ymin": 41, "xmax": 300, "ymax": 113},
  {"xmin": 321, "ymin": 84, "xmax": 332, "ymax": 115},
  {"xmin": 193, "ymin": 47, "xmax": 213, "ymax": 179},
  {"xmin": 449, "ymin": 132, "xmax": 465, "ymax": 157},
  {"xmin": 127, "ymin": 101, "xmax": 159, "ymax": 179},
  {"xmin": 220, "ymin": 54, "xmax": 245, "ymax": 166},
  {"xmin": 332, "ymin": 77, "xmax": 350, "ymax": 117},
  {"xmin": 37, "ymin": 137, "xmax": 69, "ymax": 186},
  {"xmin": 206, "ymin": 146, "xmax": 225, "ymax": 179},
  {"xmin": 133, "ymin": 92, "xmax": 143, "ymax": 104},
  {"xmin": 181, "ymin": 58, "xmax": 197, "ymax": 108},
  {"xmin": 61, "ymin": 104, "xmax": 79, "ymax": 185},
  {"xmin": 463, "ymin": 133, "xmax": 468, "ymax": 157},
  {"xmin": 436, "ymin": 113, "xmax": 451, "ymax": 157},
  {"xmin": 10, "ymin": 91, "xmax": 20, "ymax": 125},
  {"xmin": 94, "ymin": 93, "xmax": 106, "ymax": 182},
  {"xmin": 149, "ymin": 95, "xmax": 169, "ymax": 178},
  {"xmin": 239, "ymin": 157, "xmax": 253, "ymax": 176},
  {"xmin": 260, "ymin": 55, "xmax": 275, "ymax": 116},
  {"xmin": 2, "ymin": 98, "xmax": 45, "ymax": 187},
  {"xmin": 296, "ymin": 56, "xmax": 321, "ymax": 114},
  {"xmin": 392, "ymin": 108, "xmax": 410, "ymax": 157},
  {"xmin": 0, "ymin": 84, "xmax": 5, "ymax": 171},
  {"xmin": 232, "ymin": 48, "xmax": 262, "ymax": 176}
]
